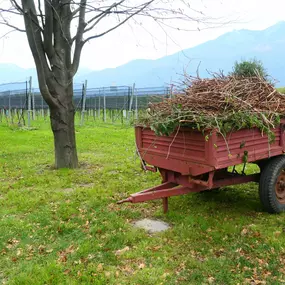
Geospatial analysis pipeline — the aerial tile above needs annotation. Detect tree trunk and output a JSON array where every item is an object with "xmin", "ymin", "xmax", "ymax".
[{"xmin": 50, "ymin": 101, "xmax": 78, "ymax": 169}]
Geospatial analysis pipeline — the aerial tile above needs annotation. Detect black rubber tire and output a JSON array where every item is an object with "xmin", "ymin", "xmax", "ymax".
[
  {"xmin": 257, "ymin": 159, "xmax": 271, "ymax": 173},
  {"xmin": 259, "ymin": 156, "xmax": 285, "ymax": 213}
]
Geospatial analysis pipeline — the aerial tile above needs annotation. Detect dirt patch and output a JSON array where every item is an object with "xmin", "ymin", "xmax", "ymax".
[
  {"xmin": 59, "ymin": 188, "xmax": 74, "ymax": 194},
  {"xmin": 78, "ymin": 162, "xmax": 102, "ymax": 174},
  {"xmin": 77, "ymin": 183, "xmax": 94, "ymax": 188}
]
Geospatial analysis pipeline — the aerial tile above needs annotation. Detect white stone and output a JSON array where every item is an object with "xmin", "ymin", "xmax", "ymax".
[{"xmin": 133, "ymin": 218, "xmax": 170, "ymax": 233}]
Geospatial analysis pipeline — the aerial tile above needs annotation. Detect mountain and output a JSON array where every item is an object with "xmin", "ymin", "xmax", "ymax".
[
  {"xmin": 0, "ymin": 64, "xmax": 92, "ymax": 91},
  {"xmin": 0, "ymin": 64, "xmax": 36, "ymax": 91},
  {"xmin": 78, "ymin": 21, "xmax": 285, "ymax": 88},
  {"xmin": 1, "ymin": 21, "xmax": 285, "ymax": 91}
]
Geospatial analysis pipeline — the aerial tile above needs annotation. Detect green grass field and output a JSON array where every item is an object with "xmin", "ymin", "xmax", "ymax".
[
  {"xmin": 0, "ymin": 120, "xmax": 285, "ymax": 285},
  {"xmin": 277, "ymin": 87, "xmax": 285, "ymax": 94}
]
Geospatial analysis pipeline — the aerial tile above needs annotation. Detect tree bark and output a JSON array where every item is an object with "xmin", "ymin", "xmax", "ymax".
[{"xmin": 50, "ymin": 99, "xmax": 78, "ymax": 169}]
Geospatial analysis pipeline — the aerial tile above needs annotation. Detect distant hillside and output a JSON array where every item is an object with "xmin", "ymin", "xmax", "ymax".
[
  {"xmin": 78, "ymin": 21, "xmax": 285, "ymax": 88},
  {"xmin": 0, "ymin": 66, "xmax": 91, "ymax": 91},
  {"xmin": 1, "ymin": 21, "xmax": 285, "ymax": 91}
]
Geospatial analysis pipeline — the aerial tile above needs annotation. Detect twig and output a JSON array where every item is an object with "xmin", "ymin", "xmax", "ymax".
[{"xmin": 166, "ymin": 124, "xmax": 181, "ymax": 159}]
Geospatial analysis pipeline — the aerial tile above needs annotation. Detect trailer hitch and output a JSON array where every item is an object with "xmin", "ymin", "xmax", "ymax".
[{"xmin": 117, "ymin": 182, "xmax": 178, "ymax": 213}]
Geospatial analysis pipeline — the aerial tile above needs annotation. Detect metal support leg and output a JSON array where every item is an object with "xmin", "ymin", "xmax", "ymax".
[{"xmin": 163, "ymin": 197, "xmax": 168, "ymax": 213}]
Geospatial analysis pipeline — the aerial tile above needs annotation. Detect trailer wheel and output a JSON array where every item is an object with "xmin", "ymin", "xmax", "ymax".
[
  {"xmin": 259, "ymin": 156, "xmax": 285, "ymax": 213},
  {"xmin": 257, "ymin": 160, "xmax": 269, "ymax": 172}
]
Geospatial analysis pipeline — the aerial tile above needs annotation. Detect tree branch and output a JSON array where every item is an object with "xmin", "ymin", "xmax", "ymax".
[
  {"xmin": 83, "ymin": 0, "xmax": 154, "ymax": 43},
  {"xmin": 83, "ymin": 1, "xmax": 125, "ymax": 34},
  {"xmin": 10, "ymin": 0, "xmax": 24, "ymax": 14},
  {"xmin": 37, "ymin": 0, "xmax": 45, "ymax": 29},
  {"xmin": 71, "ymin": 0, "xmax": 86, "ymax": 75},
  {"xmin": 0, "ymin": 21, "xmax": 25, "ymax": 32},
  {"xmin": 0, "ymin": 29, "xmax": 17, "ymax": 40},
  {"xmin": 0, "ymin": 7, "xmax": 22, "ymax": 16},
  {"xmin": 21, "ymin": 0, "xmax": 58, "ymax": 108},
  {"xmin": 43, "ymin": 0, "xmax": 55, "ymax": 63}
]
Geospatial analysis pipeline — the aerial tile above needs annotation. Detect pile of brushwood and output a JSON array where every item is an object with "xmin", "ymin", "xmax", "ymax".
[{"xmin": 139, "ymin": 76, "xmax": 285, "ymax": 142}]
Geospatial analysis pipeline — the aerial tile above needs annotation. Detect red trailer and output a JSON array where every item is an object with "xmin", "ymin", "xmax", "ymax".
[{"xmin": 118, "ymin": 122, "xmax": 285, "ymax": 213}]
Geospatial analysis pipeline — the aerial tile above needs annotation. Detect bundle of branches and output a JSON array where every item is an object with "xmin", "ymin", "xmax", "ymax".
[{"xmin": 139, "ymin": 76, "xmax": 285, "ymax": 142}]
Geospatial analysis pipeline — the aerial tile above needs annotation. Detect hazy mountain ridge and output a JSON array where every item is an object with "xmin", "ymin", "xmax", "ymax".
[{"xmin": 1, "ymin": 21, "xmax": 285, "ymax": 91}]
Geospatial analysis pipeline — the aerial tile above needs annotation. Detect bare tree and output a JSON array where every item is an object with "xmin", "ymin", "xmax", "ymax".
[{"xmin": 0, "ymin": 0, "xmax": 221, "ymax": 168}]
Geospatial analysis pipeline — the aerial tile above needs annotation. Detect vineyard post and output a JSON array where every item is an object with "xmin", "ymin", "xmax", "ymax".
[
  {"xmin": 103, "ymin": 87, "xmax": 106, "ymax": 122},
  {"xmin": 27, "ymin": 76, "xmax": 32, "ymax": 128},
  {"xmin": 128, "ymin": 83, "xmax": 135, "ymax": 121},
  {"xmin": 32, "ymin": 90, "xmax": 36, "ymax": 120},
  {"xmin": 8, "ymin": 90, "xmax": 11, "ymax": 120},
  {"xmin": 98, "ymin": 90, "xmax": 101, "ymax": 120},
  {"xmin": 80, "ymin": 80, "xmax": 87, "ymax": 126}
]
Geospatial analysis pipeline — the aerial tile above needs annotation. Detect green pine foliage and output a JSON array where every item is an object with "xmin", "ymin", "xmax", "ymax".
[{"xmin": 230, "ymin": 59, "xmax": 268, "ymax": 80}]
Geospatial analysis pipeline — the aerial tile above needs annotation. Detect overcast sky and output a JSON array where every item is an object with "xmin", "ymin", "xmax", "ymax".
[{"xmin": 0, "ymin": 0, "xmax": 284, "ymax": 71}]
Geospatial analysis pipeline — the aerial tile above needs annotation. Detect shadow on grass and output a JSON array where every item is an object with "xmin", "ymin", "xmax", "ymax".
[{"xmin": 172, "ymin": 183, "xmax": 264, "ymax": 216}]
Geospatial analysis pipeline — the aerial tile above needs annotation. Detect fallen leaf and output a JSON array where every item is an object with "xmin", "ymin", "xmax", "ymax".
[
  {"xmin": 208, "ymin": 276, "xmax": 215, "ymax": 284},
  {"xmin": 274, "ymin": 231, "xmax": 281, "ymax": 237},
  {"xmin": 84, "ymin": 220, "xmax": 90, "ymax": 229},
  {"xmin": 138, "ymin": 263, "xmax": 146, "ymax": 269},
  {"xmin": 8, "ymin": 238, "xmax": 20, "ymax": 245},
  {"xmin": 58, "ymin": 254, "xmax": 67, "ymax": 263},
  {"xmin": 105, "ymin": 272, "xmax": 111, "ymax": 278},
  {"xmin": 241, "ymin": 228, "xmax": 248, "ymax": 236},
  {"xmin": 16, "ymin": 248, "xmax": 22, "ymax": 256},
  {"xmin": 115, "ymin": 246, "xmax": 130, "ymax": 256},
  {"xmin": 162, "ymin": 273, "xmax": 170, "ymax": 278},
  {"xmin": 97, "ymin": 263, "xmax": 103, "ymax": 272},
  {"xmin": 152, "ymin": 246, "xmax": 162, "ymax": 251},
  {"xmin": 65, "ymin": 245, "xmax": 75, "ymax": 254},
  {"xmin": 38, "ymin": 245, "xmax": 46, "ymax": 254}
]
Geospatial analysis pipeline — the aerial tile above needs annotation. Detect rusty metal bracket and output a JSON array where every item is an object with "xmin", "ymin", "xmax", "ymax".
[
  {"xmin": 188, "ymin": 171, "xmax": 214, "ymax": 189},
  {"xmin": 145, "ymin": 165, "xmax": 157, "ymax": 172}
]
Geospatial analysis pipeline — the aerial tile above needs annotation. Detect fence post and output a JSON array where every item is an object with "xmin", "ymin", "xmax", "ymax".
[
  {"xmin": 93, "ymin": 95, "xmax": 96, "ymax": 120},
  {"xmin": 27, "ymin": 76, "xmax": 32, "ymax": 128},
  {"xmin": 128, "ymin": 83, "xmax": 135, "ymax": 121},
  {"xmin": 80, "ymin": 80, "xmax": 87, "ymax": 126},
  {"xmin": 170, "ymin": 84, "xmax": 173, "ymax": 99},
  {"xmin": 98, "ymin": 91, "xmax": 101, "ymax": 119},
  {"xmin": 32, "ymin": 90, "xmax": 36, "ymax": 120},
  {"xmin": 135, "ymin": 85, "xmax": 138, "ymax": 120},
  {"xmin": 8, "ymin": 90, "xmax": 11, "ymax": 120},
  {"xmin": 103, "ymin": 87, "xmax": 106, "ymax": 122}
]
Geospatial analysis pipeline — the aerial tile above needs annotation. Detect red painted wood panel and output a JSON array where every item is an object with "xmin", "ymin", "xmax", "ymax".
[{"xmin": 136, "ymin": 122, "xmax": 285, "ymax": 176}]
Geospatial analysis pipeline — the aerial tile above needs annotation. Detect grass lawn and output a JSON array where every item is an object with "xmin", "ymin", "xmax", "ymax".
[
  {"xmin": 277, "ymin": 87, "xmax": 285, "ymax": 94},
  {"xmin": 0, "ymin": 119, "xmax": 285, "ymax": 285}
]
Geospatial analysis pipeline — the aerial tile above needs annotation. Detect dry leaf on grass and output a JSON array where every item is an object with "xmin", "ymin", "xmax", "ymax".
[
  {"xmin": 97, "ymin": 263, "xmax": 103, "ymax": 272},
  {"xmin": 138, "ymin": 263, "xmax": 146, "ymax": 269},
  {"xmin": 115, "ymin": 246, "xmax": 130, "ymax": 256}
]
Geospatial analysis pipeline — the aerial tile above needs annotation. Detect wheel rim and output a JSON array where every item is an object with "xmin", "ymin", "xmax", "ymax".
[{"xmin": 275, "ymin": 170, "xmax": 285, "ymax": 204}]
